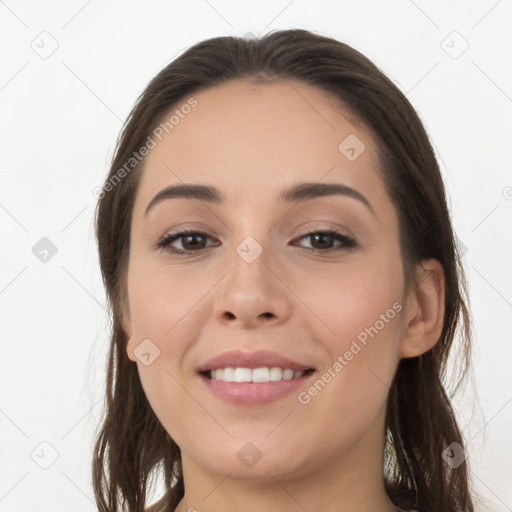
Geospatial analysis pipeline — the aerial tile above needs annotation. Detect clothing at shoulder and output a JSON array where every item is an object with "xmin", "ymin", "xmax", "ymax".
[{"xmin": 145, "ymin": 500, "xmax": 167, "ymax": 512}]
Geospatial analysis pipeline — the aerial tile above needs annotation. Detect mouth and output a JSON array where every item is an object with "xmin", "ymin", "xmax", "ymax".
[
  {"xmin": 200, "ymin": 367, "xmax": 316, "ymax": 382},
  {"xmin": 198, "ymin": 368, "xmax": 316, "ymax": 405},
  {"xmin": 196, "ymin": 349, "xmax": 317, "ymax": 405}
]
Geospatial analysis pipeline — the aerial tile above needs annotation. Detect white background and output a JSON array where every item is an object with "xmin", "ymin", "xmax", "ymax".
[{"xmin": 1, "ymin": 1, "xmax": 511, "ymax": 511}]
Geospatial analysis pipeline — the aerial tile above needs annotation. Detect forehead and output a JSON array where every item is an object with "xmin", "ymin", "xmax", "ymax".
[{"xmin": 135, "ymin": 79, "xmax": 389, "ymax": 214}]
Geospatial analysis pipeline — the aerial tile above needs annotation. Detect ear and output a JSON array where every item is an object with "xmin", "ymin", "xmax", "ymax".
[
  {"xmin": 126, "ymin": 334, "xmax": 137, "ymax": 363},
  {"xmin": 400, "ymin": 259, "xmax": 445, "ymax": 358},
  {"xmin": 119, "ymin": 295, "xmax": 137, "ymax": 363}
]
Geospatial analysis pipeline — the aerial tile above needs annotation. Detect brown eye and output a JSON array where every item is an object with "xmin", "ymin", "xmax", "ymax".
[
  {"xmin": 294, "ymin": 230, "xmax": 357, "ymax": 252},
  {"xmin": 156, "ymin": 228, "xmax": 357, "ymax": 255},
  {"xmin": 156, "ymin": 230, "xmax": 217, "ymax": 253}
]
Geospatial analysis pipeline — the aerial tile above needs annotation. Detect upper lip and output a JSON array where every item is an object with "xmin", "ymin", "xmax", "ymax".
[{"xmin": 196, "ymin": 349, "xmax": 314, "ymax": 373}]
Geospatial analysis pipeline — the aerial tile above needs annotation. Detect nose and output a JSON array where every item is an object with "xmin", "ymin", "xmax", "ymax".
[{"xmin": 213, "ymin": 243, "xmax": 292, "ymax": 329}]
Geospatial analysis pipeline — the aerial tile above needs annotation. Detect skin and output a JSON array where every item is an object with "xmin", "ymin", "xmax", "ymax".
[{"xmin": 123, "ymin": 79, "xmax": 444, "ymax": 512}]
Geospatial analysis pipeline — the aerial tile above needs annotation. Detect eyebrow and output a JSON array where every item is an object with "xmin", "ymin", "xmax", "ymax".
[{"xmin": 144, "ymin": 182, "xmax": 376, "ymax": 217}]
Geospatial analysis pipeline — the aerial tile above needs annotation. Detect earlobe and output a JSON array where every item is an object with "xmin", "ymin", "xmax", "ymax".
[
  {"xmin": 126, "ymin": 339, "xmax": 137, "ymax": 362},
  {"xmin": 125, "ymin": 326, "xmax": 138, "ymax": 363},
  {"xmin": 119, "ymin": 299, "xmax": 136, "ymax": 363},
  {"xmin": 124, "ymin": 321, "xmax": 137, "ymax": 362},
  {"xmin": 400, "ymin": 259, "xmax": 445, "ymax": 359}
]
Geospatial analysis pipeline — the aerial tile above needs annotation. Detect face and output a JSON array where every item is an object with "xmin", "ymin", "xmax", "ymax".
[{"xmin": 124, "ymin": 80, "xmax": 409, "ymax": 481}]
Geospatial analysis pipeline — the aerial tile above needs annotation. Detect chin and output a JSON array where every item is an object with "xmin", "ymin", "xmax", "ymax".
[{"xmin": 192, "ymin": 438, "xmax": 310, "ymax": 482}]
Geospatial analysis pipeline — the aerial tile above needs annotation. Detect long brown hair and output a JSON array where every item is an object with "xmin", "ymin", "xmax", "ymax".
[{"xmin": 93, "ymin": 29, "xmax": 475, "ymax": 512}]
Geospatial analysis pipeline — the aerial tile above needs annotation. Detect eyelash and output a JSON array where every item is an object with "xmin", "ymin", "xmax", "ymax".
[{"xmin": 155, "ymin": 228, "xmax": 357, "ymax": 255}]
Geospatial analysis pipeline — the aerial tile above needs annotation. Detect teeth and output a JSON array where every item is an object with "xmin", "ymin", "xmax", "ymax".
[{"xmin": 209, "ymin": 367, "xmax": 308, "ymax": 383}]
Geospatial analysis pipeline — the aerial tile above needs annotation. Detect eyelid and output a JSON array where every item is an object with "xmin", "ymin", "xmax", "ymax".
[
  {"xmin": 155, "ymin": 225, "xmax": 357, "ymax": 255},
  {"xmin": 291, "ymin": 226, "xmax": 357, "ymax": 251},
  {"xmin": 155, "ymin": 228, "xmax": 218, "ymax": 253},
  {"xmin": 294, "ymin": 223, "xmax": 352, "ymax": 238}
]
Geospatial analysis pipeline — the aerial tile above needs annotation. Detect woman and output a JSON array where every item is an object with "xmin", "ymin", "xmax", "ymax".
[{"xmin": 92, "ymin": 29, "xmax": 475, "ymax": 512}]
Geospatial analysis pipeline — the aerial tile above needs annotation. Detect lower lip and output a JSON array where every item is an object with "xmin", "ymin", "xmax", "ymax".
[{"xmin": 198, "ymin": 372, "xmax": 315, "ymax": 405}]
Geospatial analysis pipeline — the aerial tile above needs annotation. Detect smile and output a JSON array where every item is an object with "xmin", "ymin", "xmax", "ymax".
[
  {"xmin": 204, "ymin": 367, "xmax": 314, "ymax": 382},
  {"xmin": 198, "ymin": 370, "xmax": 317, "ymax": 405}
]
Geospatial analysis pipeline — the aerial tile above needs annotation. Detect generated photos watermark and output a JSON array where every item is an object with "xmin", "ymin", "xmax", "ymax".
[
  {"xmin": 93, "ymin": 96, "xmax": 198, "ymax": 200},
  {"xmin": 298, "ymin": 301, "xmax": 403, "ymax": 404}
]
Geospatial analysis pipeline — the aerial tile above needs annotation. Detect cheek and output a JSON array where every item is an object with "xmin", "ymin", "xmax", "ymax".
[
  {"xmin": 125, "ymin": 260, "xmax": 215, "ymax": 440},
  {"xmin": 126, "ymin": 258, "xmax": 215, "ymax": 341},
  {"xmin": 136, "ymin": 367, "xmax": 199, "ymax": 451},
  {"xmin": 292, "ymin": 261, "xmax": 403, "ymax": 424},
  {"xmin": 292, "ymin": 257, "xmax": 404, "ymax": 350}
]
